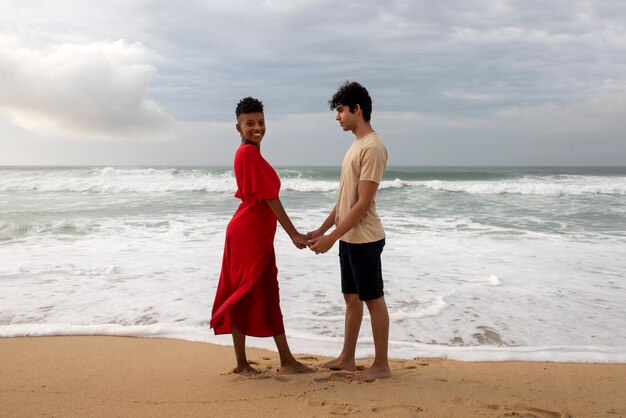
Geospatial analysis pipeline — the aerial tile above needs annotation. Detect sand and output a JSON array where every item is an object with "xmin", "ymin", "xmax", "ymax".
[{"xmin": 1, "ymin": 336, "xmax": 625, "ymax": 417}]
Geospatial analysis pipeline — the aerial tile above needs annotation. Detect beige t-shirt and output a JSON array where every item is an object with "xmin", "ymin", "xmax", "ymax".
[{"xmin": 335, "ymin": 132, "xmax": 388, "ymax": 244}]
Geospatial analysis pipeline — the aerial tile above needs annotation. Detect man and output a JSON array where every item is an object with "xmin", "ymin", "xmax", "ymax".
[{"xmin": 308, "ymin": 81, "xmax": 390, "ymax": 381}]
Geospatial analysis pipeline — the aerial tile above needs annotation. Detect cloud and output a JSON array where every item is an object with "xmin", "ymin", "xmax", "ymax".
[
  {"xmin": 1, "ymin": 1, "xmax": 626, "ymax": 165},
  {"xmin": 0, "ymin": 37, "xmax": 175, "ymax": 141},
  {"xmin": 494, "ymin": 81, "xmax": 626, "ymax": 139},
  {"xmin": 375, "ymin": 81, "xmax": 626, "ymax": 165}
]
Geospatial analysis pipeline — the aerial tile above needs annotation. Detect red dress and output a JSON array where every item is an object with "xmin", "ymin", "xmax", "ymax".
[{"xmin": 210, "ymin": 144, "xmax": 285, "ymax": 337}]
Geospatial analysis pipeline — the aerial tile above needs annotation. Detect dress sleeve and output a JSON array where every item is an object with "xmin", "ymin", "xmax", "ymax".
[{"xmin": 235, "ymin": 145, "xmax": 280, "ymax": 201}]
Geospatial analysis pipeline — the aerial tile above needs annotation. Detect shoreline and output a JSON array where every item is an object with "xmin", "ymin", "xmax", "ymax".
[
  {"xmin": 3, "ymin": 325, "xmax": 625, "ymax": 363},
  {"xmin": 2, "ymin": 336, "xmax": 625, "ymax": 417}
]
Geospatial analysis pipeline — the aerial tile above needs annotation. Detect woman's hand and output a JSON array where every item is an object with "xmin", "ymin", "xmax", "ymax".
[{"xmin": 290, "ymin": 232, "xmax": 309, "ymax": 249}]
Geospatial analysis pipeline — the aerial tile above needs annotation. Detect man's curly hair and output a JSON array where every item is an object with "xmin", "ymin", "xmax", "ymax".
[
  {"xmin": 236, "ymin": 97, "xmax": 264, "ymax": 118},
  {"xmin": 328, "ymin": 81, "xmax": 372, "ymax": 122}
]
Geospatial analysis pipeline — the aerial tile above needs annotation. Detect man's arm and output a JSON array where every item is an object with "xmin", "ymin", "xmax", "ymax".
[
  {"xmin": 309, "ymin": 180, "xmax": 379, "ymax": 254},
  {"xmin": 307, "ymin": 206, "xmax": 336, "ymax": 239}
]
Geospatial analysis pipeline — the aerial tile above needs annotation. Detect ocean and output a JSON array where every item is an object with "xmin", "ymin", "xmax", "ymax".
[{"xmin": 1, "ymin": 165, "xmax": 625, "ymax": 362}]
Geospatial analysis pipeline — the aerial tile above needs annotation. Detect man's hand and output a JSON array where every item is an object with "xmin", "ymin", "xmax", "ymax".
[
  {"xmin": 308, "ymin": 234, "xmax": 337, "ymax": 254},
  {"xmin": 306, "ymin": 229, "xmax": 323, "ymax": 240}
]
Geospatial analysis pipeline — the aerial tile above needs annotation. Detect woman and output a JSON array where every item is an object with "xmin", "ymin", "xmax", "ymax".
[{"xmin": 210, "ymin": 97, "xmax": 312, "ymax": 375}]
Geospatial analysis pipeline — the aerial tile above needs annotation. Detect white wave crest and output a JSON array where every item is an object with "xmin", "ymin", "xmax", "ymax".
[
  {"xmin": 390, "ymin": 297, "xmax": 448, "ymax": 320},
  {"xmin": 0, "ymin": 168, "xmax": 238, "ymax": 193},
  {"xmin": 1, "ymin": 169, "xmax": 625, "ymax": 196},
  {"xmin": 281, "ymin": 179, "xmax": 338, "ymax": 192},
  {"xmin": 417, "ymin": 178, "xmax": 626, "ymax": 196}
]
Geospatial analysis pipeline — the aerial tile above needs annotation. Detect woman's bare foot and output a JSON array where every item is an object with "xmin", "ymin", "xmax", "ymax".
[
  {"xmin": 347, "ymin": 364, "xmax": 391, "ymax": 382},
  {"xmin": 233, "ymin": 364, "xmax": 260, "ymax": 376},
  {"xmin": 319, "ymin": 357, "xmax": 356, "ymax": 371},
  {"xmin": 279, "ymin": 360, "xmax": 315, "ymax": 374}
]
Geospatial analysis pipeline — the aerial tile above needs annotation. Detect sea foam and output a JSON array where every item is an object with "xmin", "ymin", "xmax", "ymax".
[{"xmin": 1, "ymin": 166, "xmax": 625, "ymax": 363}]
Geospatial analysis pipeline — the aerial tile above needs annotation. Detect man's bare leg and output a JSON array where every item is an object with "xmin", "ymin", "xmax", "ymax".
[
  {"xmin": 274, "ymin": 333, "xmax": 315, "ymax": 373},
  {"xmin": 232, "ymin": 326, "xmax": 259, "ymax": 375},
  {"xmin": 349, "ymin": 296, "xmax": 391, "ymax": 382},
  {"xmin": 321, "ymin": 293, "xmax": 362, "ymax": 371}
]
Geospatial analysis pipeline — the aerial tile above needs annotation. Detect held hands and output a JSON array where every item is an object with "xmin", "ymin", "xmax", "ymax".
[
  {"xmin": 306, "ymin": 229, "xmax": 323, "ymax": 241},
  {"xmin": 289, "ymin": 228, "xmax": 337, "ymax": 254},
  {"xmin": 306, "ymin": 229, "xmax": 337, "ymax": 254},
  {"xmin": 290, "ymin": 232, "xmax": 309, "ymax": 249}
]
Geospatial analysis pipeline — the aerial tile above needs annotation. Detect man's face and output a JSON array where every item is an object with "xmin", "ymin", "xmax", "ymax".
[
  {"xmin": 335, "ymin": 104, "xmax": 357, "ymax": 132},
  {"xmin": 236, "ymin": 112, "xmax": 266, "ymax": 144}
]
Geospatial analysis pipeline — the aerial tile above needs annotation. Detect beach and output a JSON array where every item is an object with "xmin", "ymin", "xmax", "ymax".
[
  {"xmin": 2, "ymin": 166, "xmax": 625, "ymax": 416},
  {"xmin": 2, "ymin": 336, "xmax": 625, "ymax": 417}
]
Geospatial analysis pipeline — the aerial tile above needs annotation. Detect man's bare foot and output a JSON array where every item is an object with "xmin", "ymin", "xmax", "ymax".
[
  {"xmin": 279, "ymin": 360, "xmax": 315, "ymax": 374},
  {"xmin": 319, "ymin": 357, "xmax": 356, "ymax": 371},
  {"xmin": 347, "ymin": 364, "xmax": 391, "ymax": 382},
  {"xmin": 233, "ymin": 364, "xmax": 260, "ymax": 376}
]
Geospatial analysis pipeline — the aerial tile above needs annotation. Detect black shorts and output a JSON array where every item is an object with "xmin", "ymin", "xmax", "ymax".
[{"xmin": 339, "ymin": 238, "xmax": 385, "ymax": 301}]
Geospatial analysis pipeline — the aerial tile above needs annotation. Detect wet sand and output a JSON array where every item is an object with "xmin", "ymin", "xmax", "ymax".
[{"xmin": 1, "ymin": 336, "xmax": 625, "ymax": 417}]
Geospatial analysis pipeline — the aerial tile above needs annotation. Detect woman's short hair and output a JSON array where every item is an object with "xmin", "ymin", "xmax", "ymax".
[{"xmin": 236, "ymin": 97, "xmax": 264, "ymax": 118}]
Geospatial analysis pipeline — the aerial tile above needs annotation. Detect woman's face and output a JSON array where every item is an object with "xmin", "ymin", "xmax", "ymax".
[{"xmin": 236, "ymin": 112, "xmax": 266, "ymax": 145}]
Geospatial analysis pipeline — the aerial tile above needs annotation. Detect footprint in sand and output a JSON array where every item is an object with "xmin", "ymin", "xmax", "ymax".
[
  {"xmin": 371, "ymin": 404, "xmax": 424, "ymax": 415},
  {"xmin": 308, "ymin": 400, "xmax": 359, "ymax": 415},
  {"xmin": 328, "ymin": 402, "xmax": 360, "ymax": 415},
  {"xmin": 313, "ymin": 371, "xmax": 352, "ymax": 383},
  {"xmin": 229, "ymin": 372, "xmax": 271, "ymax": 380},
  {"xmin": 460, "ymin": 378, "xmax": 482, "ymax": 384},
  {"xmin": 497, "ymin": 405, "xmax": 569, "ymax": 418},
  {"xmin": 298, "ymin": 355, "xmax": 320, "ymax": 361}
]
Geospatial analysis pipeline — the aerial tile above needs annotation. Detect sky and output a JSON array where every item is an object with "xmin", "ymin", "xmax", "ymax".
[{"xmin": 1, "ymin": 0, "xmax": 626, "ymax": 166}]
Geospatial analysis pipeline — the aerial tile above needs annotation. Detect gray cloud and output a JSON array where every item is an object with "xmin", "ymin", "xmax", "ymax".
[
  {"xmin": 0, "ymin": 37, "xmax": 175, "ymax": 141},
  {"xmin": 1, "ymin": 0, "xmax": 625, "ymax": 165}
]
